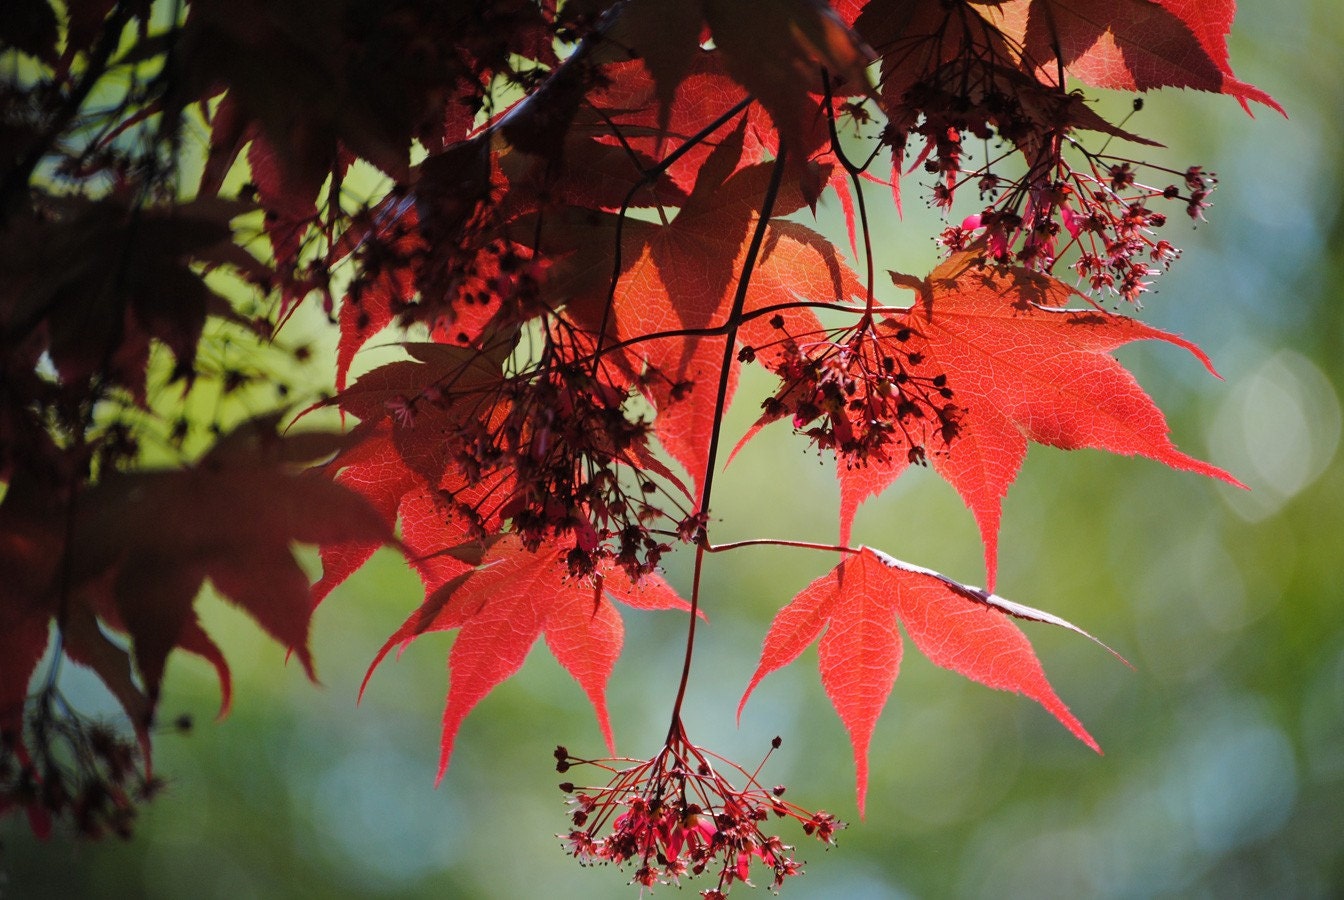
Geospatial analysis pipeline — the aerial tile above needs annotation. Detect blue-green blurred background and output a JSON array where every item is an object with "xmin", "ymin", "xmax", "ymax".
[{"xmin": 5, "ymin": 3, "xmax": 1342, "ymax": 897}]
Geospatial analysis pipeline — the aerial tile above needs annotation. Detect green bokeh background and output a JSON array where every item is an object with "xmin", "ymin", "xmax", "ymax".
[{"xmin": 5, "ymin": 3, "xmax": 1343, "ymax": 897}]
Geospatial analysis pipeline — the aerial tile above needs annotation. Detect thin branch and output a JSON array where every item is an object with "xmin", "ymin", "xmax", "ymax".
[
  {"xmin": 668, "ymin": 148, "xmax": 788, "ymax": 728},
  {"xmin": 593, "ymin": 96, "xmax": 755, "ymax": 375},
  {"xmin": 822, "ymin": 70, "xmax": 878, "ymax": 325}
]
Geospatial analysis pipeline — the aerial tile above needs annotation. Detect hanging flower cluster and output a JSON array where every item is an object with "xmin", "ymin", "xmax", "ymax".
[
  {"xmin": 556, "ymin": 729, "xmax": 841, "ymax": 895},
  {"xmin": 935, "ymin": 152, "xmax": 1215, "ymax": 302},
  {"xmin": 861, "ymin": 1, "xmax": 1215, "ymax": 303},
  {"xmin": 756, "ymin": 321, "xmax": 961, "ymax": 467}
]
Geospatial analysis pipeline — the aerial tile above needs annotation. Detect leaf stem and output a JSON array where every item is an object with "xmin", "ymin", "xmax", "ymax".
[
  {"xmin": 698, "ymin": 146, "xmax": 788, "ymax": 525},
  {"xmin": 667, "ymin": 148, "xmax": 787, "ymax": 730},
  {"xmin": 705, "ymin": 538, "xmax": 858, "ymax": 555}
]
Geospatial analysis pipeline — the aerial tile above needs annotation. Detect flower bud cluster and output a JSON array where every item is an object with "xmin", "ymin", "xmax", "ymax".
[
  {"xmin": 555, "ymin": 729, "xmax": 840, "ymax": 896},
  {"xmin": 866, "ymin": 2, "xmax": 1213, "ymax": 304},
  {"xmin": 759, "ymin": 324, "xmax": 960, "ymax": 467},
  {"xmin": 426, "ymin": 334, "xmax": 688, "ymax": 580},
  {"xmin": 937, "ymin": 157, "xmax": 1213, "ymax": 303}
]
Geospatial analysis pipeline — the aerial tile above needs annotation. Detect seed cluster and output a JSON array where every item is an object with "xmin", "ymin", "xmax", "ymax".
[
  {"xmin": 386, "ymin": 330, "xmax": 693, "ymax": 581},
  {"xmin": 936, "ymin": 157, "xmax": 1213, "ymax": 303},
  {"xmin": 479, "ymin": 360, "xmax": 676, "ymax": 579}
]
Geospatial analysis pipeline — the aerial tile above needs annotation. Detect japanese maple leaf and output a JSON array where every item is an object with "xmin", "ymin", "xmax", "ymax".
[
  {"xmin": 855, "ymin": 0, "xmax": 1024, "ymax": 115},
  {"xmin": 580, "ymin": 57, "xmax": 777, "ymax": 194},
  {"xmin": 330, "ymin": 128, "xmax": 688, "ymax": 390},
  {"xmin": 987, "ymin": 0, "xmax": 1283, "ymax": 114},
  {"xmin": 608, "ymin": 0, "xmax": 873, "ymax": 158},
  {"xmin": 840, "ymin": 253, "xmax": 1242, "ymax": 589},
  {"xmin": 310, "ymin": 421, "xmax": 516, "ymax": 614},
  {"xmin": 323, "ymin": 338, "xmax": 514, "ymax": 479},
  {"xmin": 312, "ymin": 336, "xmax": 524, "ymax": 609},
  {"xmin": 360, "ymin": 538, "xmax": 691, "ymax": 781},
  {"xmin": 175, "ymin": 1, "xmax": 408, "ymax": 205},
  {"xmin": 579, "ymin": 52, "xmax": 856, "ymax": 254},
  {"xmin": 605, "ymin": 126, "xmax": 862, "ymax": 490},
  {"xmin": 333, "ymin": 208, "xmax": 444, "ymax": 394},
  {"xmin": 0, "ymin": 195, "xmax": 261, "ymax": 401},
  {"xmin": 310, "ymin": 422, "xmax": 432, "ymax": 611},
  {"xmin": 852, "ymin": 0, "xmax": 1165, "ymax": 210},
  {"xmin": 185, "ymin": 0, "xmax": 562, "ymax": 204},
  {"xmin": 0, "ymin": 417, "xmax": 393, "ymax": 763},
  {"xmin": 739, "ymin": 546, "xmax": 1103, "ymax": 813}
]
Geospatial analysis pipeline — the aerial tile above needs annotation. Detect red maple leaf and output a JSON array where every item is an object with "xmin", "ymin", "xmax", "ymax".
[
  {"xmin": 702, "ymin": 0, "xmax": 875, "ymax": 159},
  {"xmin": 580, "ymin": 57, "xmax": 776, "ymax": 193},
  {"xmin": 0, "ymin": 195, "xmax": 261, "ymax": 403},
  {"xmin": 994, "ymin": 0, "xmax": 1284, "ymax": 115},
  {"xmin": 855, "ymin": 0, "xmax": 1280, "ymax": 117},
  {"xmin": 599, "ymin": 125, "xmax": 862, "ymax": 490},
  {"xmin": 739, "ymin": 546, "xmax": 1107, "ymax": 813},
  {"xmin": 360, "ymin": 537, "xmax": 692, "ymax": 780},
  {"xmin": 309, "ymin": 422, "xmax": 461, "ymax": 612},
  {"xmin": 0, "ymin": 417, "xmax": 393, "ymax": 763},
  {"xmin": 311, "ymin": 423, "xmax": 514, "ymax": 615},
  {"xmin": 850, "ymin": 0, "xmax": 1278, "ymax": 217},
  {"xmin": 851, "ymin": 255, "xmax": 1243, "ymax": 587},
  {"xmin": 608, "ymin": 0, "xmax": 873, "ymax": 161},
  {"xmin": 312, "ymin": 333, "xmax": 528, "ymax": 611}
]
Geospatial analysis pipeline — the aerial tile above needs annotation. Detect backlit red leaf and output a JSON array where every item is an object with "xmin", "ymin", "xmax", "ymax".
[
  {"xmin": 740, "ymin": 547, "xmax": 1098, "ymax": 813},
  {"xmin": 840, "ymin": 254, "xmax": 1242, "ymax": 589},
  {"xmin": 611, "ymin": 128, "xmax": 860, "ymax": 489},
  {"xmin": 704, "ymin": 0, "xmax": 875, "ymax": 158},
  {"xmin": 0, "ymin": 417, "xmax": 394, "ymax": 776},
  {"xmin": 361, "ymin": 538, "xmax": 690, "ymax": 781},
  {"xmin": 991, "ymin": 0, "xmax": 1282, "ymax": 114}
]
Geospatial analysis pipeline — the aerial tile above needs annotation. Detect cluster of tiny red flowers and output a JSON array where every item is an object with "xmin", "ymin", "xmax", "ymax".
[
  {"xmin": 936, "ymin": 149, "xmax": 1214, "ymax": 303},
  {"xmin": 555, "ymin": 730, "xmax": 841, "ymax": 895},
  {"xmin": 757, "ymin": 320, "xmax": 960, "ymax": 467},
  {"xmin": 0, "ymin": 694, "xmax": 176, "ymax": 841},
  {"xmin": 874, "ymin": 0, "xmax": 1100, "ymax": 221},
  {"xmin": 422, "ymin": 238, "xmax": 551, "ymax": 340},
  {"xmin": 433, "ymin": 335, "xmax": 690, "ymax": 580},
  {"xmin": 863, "ymin": 0, "xmax": 1212, "ymax": 305}
]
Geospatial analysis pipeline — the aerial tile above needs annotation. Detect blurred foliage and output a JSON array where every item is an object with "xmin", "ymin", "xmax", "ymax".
[{"xmin": 4, "ymin": 1, "xmax": 1343, "ymax": 897}]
